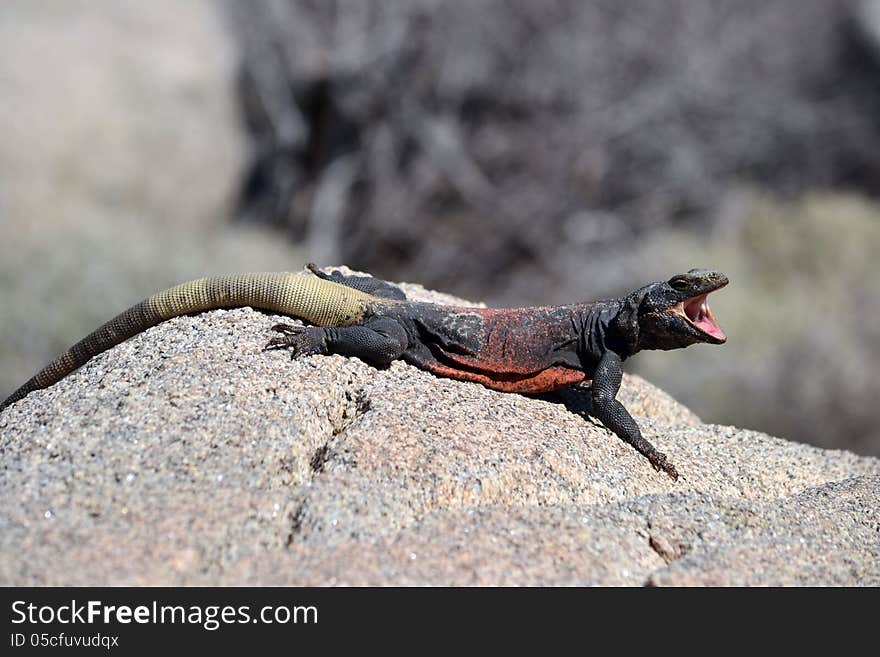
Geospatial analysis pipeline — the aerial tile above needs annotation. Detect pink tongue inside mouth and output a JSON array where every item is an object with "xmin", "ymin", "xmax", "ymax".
[{"xmin": 683, "ymin": 294, "xmax": 726, "ymax": 341}]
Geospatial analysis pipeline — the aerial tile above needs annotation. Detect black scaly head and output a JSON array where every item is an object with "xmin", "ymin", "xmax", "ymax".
[{"xmin": 622, "ymin": 269, "xmax": 729, "ymax": 353}]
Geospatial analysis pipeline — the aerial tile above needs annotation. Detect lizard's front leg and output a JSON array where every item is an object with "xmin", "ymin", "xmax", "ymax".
[
  {"xmin": 589, "ymin": 350, "xmax": 679, "ymax": 480},
  {"xmin": 265, "ymin": 317, "xmax": 408, "ymax": 367}
]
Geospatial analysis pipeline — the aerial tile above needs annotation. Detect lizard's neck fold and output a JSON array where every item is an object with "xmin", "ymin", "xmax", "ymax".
[
  {"xmin": 611, "ymin": 292, "xmax": 645, "ymax": 358},
  {"xmin": 576, "ymin": 300, "xmax": 635, "ymax": 361}
]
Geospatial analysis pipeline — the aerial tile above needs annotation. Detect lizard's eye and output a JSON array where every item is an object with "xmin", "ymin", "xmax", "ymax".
[{"xmin": 669, "ymin": 277, "xmax": 690, "ymax": 291}]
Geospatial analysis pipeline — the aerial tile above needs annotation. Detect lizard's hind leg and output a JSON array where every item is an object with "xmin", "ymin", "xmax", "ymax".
[
  {"xmin": 266, "ymin": 316, "xmax": 408, "ymax": 367},
  {"xmin": 307, "ymin": 263, "xmax": 407, "ymax": 300}
]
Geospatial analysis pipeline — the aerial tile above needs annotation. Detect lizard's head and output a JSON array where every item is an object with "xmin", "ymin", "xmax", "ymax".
[{"xmin": 627, "ymin": 269, "xmax": 728, "ymax": 351}]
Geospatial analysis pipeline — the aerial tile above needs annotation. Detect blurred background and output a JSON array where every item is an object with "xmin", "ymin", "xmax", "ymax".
[{"xmin": 2, "ymin": 0, "xmax": 878, "ymax": 455}]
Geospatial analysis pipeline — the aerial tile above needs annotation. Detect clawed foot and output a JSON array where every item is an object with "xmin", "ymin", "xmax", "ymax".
[
  {"xmin": 264, "ymin": 323, "xmax": 324, "ymax": 359},
  {"xmin": 648, "ymin": 450, "xmax": 679, "ymax": 481}
]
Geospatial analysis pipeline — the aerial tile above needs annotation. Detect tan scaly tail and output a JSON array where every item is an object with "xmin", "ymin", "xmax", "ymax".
[{"xmin": 1, "ymin": 271, "xmax": 378, "ymax": 410}]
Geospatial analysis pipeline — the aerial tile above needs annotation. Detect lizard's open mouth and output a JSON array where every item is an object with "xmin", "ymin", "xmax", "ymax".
[{"xmin": 671, "ymin": 293, "xmax": 726, "ymax": 342}]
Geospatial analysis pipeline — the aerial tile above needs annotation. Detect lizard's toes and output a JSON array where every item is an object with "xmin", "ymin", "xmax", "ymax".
[
  {"xmin": 651, "ymin": 452, "xmax": 679, "ymax": 481},
  {"xmin": 265, "ymin": 324, "xmax": 309, "ymax": 351},
  {"xmin": 263, "ymin": 335, "xmax": 291, "ymax": 351},
  {"xmin": 264, "ymin": 324, "xmax": 325, "ymax": 358}
]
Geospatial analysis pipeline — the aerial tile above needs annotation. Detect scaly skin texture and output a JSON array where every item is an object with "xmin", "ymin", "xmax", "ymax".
[{"xmin": 2, "ymin": 265, "xmax": 728, "ymax": 480}]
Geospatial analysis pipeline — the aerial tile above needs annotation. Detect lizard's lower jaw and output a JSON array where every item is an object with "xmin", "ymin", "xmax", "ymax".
[{"xmin": 670, "ymin": 293, "xmax": 727, "ymax": 342}]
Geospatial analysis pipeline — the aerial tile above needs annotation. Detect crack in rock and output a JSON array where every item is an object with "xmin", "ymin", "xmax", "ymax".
[
  {"xmin": 645, "ymin": 520, "xmax": 685, "ymax": 565},
  {"xmin": 285, "ymin": 501, "xmax": 307, "ymax": 548},
  {"xmin": 315, "ymin": 386, "xmax": 371, "ymax": 470},
  {"xmin": 286, "ymin": 385, "xmax": 373, "ymax": 548}
]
